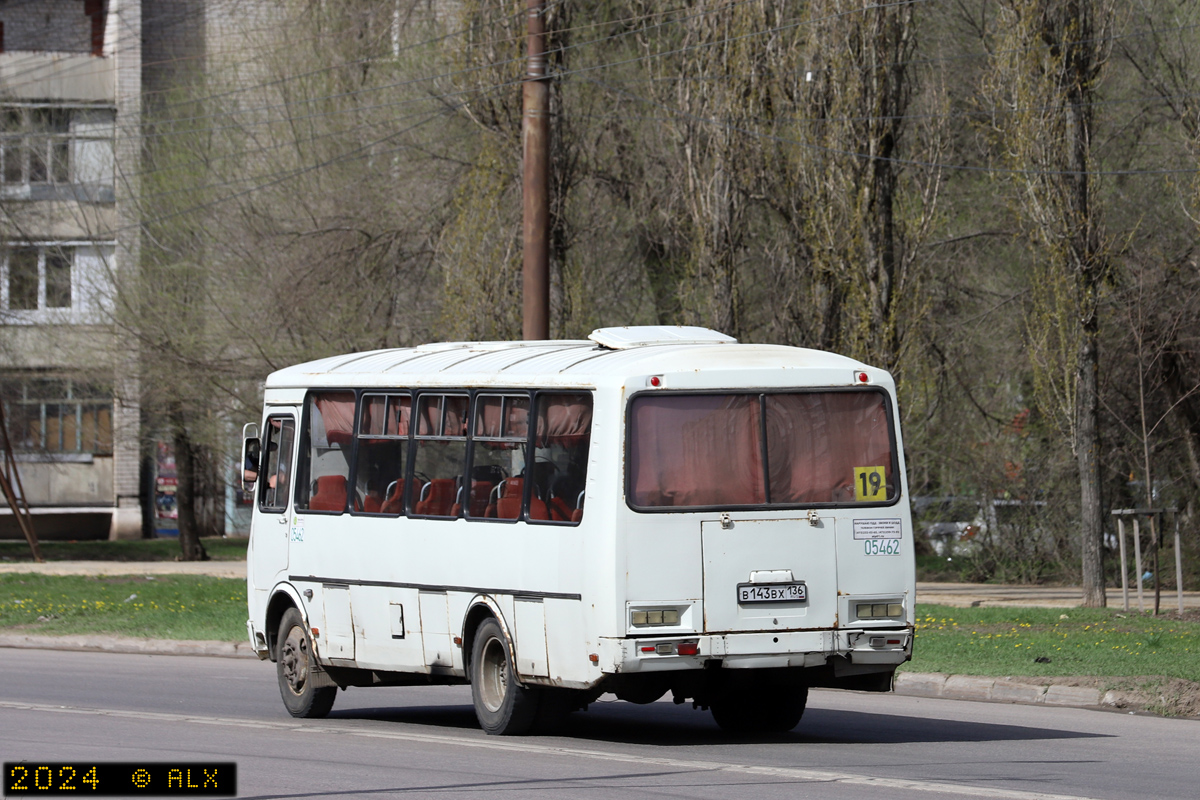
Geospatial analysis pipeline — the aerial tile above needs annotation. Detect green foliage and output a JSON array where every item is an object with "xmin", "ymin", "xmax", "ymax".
[
  {"xmin": 0, "ymin": 574, "xmax": 246, "ymax": 641},
  {"xmin": 906, "ymin": 604, "xmax": 1200, "ymax": 681},
  {"xmin": 437, "ymin": 140, "xmax": 523, "ymax": 340}
]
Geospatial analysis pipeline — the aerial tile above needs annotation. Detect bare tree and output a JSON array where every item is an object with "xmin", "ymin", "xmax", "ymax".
[
  {"xmin": 768, "ymin": 0, "xmax": 943, "ymax": 378},
  {"xmin": 981, "ymin": 0, "xmax": 1116, "ymax": 605}
]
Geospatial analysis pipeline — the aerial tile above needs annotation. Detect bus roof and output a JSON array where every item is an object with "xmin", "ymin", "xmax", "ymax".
[{"xmin": 264, "ymin": 326, "xmax": 878, "ymax": 390}]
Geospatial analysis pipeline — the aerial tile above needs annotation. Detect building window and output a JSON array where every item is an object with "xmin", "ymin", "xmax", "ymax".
[
  {"xmin": 0, "ymin": 1, "xmax": 101, "ymax": 55},
  {"xmin": 0, "ymin": 376, "xmax": 113, "ymax": 455},
  {"xmin": 2, "ymin": 245, "xmax": 74, "ymax": 312},
  {"xmin": 0, "ymin": 106, "xmax": 114, "ymax": 190}
]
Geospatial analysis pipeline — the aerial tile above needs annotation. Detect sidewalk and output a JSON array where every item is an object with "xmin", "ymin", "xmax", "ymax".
[
  {"xmin": 916, "ymin": 582, "xmax": 1200, "ymax": 611},
  {"xmin": 0, "ymin": 560, "xmax": 245, "ymax": 578}
]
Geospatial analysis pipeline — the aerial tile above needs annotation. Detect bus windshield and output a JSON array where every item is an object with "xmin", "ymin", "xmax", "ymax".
[{"xmin": 628, "ymin": 390, "xmax": 896, "ymax": 509}]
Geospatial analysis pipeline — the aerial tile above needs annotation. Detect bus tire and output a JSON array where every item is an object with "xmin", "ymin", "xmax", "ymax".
[
  {"xmin": 470, "ymin": 617, "xmax": 540, "ymax": 735},
  {"xmin": 276, "ymin": 608, "xmax": 337, "ymax": 718},
  {"xmin": 711, "ymin": 685, "xmax": 807, "ymax": 734}
]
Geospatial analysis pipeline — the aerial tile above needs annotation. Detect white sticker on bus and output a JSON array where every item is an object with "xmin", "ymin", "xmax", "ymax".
[{"xmin": 852, "ymin": 518, "xmax": 902, "ymax": 540}]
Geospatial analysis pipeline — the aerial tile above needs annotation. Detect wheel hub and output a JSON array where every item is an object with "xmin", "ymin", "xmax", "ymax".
[
  {"xmin": 281, "ymin": 628, "xmax": 309, "ymax": 695},
  {"xmin": 479, "ymin": 636, "xmax": 508, "ymax": 713}
]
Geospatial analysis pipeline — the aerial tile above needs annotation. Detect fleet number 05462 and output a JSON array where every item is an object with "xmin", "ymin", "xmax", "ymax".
[{"xmin": 863, "ymin": 539, "xmax": 901, "ymax": 556}]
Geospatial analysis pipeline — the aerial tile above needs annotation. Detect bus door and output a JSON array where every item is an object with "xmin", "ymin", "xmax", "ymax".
[
  {"xmin": 250, "ymin": 411, "xmax": 298, "ymax": 591},
  {"xmin": 701, "ymin": 517, "xmax": 838, "ymax": 633}
]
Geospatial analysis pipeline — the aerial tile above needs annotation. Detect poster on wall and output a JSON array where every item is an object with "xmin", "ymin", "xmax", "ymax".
[{"xmin": 154, "ymin": 441, "xmax": 179, "ymax": 536}]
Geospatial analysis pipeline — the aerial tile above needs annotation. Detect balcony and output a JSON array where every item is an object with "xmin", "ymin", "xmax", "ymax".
[{"xmin": 0, "ymin": 52, "xmax": 114, "ymax": 103}]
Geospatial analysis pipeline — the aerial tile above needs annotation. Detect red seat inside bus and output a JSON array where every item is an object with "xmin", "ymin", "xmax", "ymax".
[
  {"xmin": 415, "ymin": 478, "xmax": 455, "ymax": 516},
  {"xmin": 310, "ymin": 475, "xmax": 347, "ymax": 512}
]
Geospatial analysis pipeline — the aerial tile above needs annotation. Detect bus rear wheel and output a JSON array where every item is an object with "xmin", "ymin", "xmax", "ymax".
[
  {"xmin": 711, "ymin": 685, "xmax": 807, "ymax": 734},
  {"xmin": 276, "ymin": 608, "xmax": 337, "ymax": 718},
  {"xmin": 470, "ymin": 617, "xmax": 540, "ymax": 735}
]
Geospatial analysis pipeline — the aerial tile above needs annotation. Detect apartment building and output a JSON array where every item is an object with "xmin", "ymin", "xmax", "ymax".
[
  {"xmin": 0, "ymin": 1, "xmax": 433, "ymax": 541},
  {"xmin": 0, "ymin": 0, "xmax": 154, "ymax": 540}
]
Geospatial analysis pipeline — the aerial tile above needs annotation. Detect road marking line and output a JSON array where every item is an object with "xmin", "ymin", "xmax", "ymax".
[{"xmin": 0, "ymin": 700, "xmax": 1099, "ymax": 800}]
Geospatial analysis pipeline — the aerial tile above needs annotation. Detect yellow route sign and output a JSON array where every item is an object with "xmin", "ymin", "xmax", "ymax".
[{"xmin": 854, "ymin": 466, "xmax": 886, "ymax": 502}]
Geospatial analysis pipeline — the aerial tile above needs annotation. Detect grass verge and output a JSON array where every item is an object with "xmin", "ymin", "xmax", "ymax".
[
  {"xmin": 0, "ymin": 536, "xmax": 248, "ymax": 562},
  {"xmin": 0, "ymin": 573, "xmax": 245, "ymax": 641},
  {"xmin": 904, "ymin": 603, "xmax": 1200, "ymax": 682}
]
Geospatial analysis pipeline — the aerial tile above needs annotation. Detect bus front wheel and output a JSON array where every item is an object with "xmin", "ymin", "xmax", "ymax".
[
  {"xmin": 276, "ymin": 608, "xmax": 337, "ymax": 718},
  {"xmin": 470, "ymin": 617, "xmax": 540, "ymax": 735}
]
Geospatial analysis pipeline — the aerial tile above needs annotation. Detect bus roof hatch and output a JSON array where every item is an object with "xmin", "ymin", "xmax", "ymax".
[{"xmin": 588, "ymin": 326, "xmax": 737, "ymax": 350}]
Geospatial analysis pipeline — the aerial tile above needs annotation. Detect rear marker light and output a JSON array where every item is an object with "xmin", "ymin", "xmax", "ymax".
[
  {"xmin": 649, "ymin": 376, "xmax": 662, "ymax": 387},
  {"xmin": 856, "ymin": 602, "xmax": 904, "ymax": 620},
  {"xmin": 631, "ymin": 608, "xmax": 682, "ymax": 627},
  {"xmin": 641, "ymin": 646, "xmax": 656, "ymax": 653},
  {"xmin": 855, "ymin": 371, "xmax": 869, "ymax": 384}
]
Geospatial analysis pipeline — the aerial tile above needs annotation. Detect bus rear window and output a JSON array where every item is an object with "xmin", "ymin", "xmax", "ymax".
[{"xmin": 628, "ymin": 391, "xmax": 895, "ymax": 509}]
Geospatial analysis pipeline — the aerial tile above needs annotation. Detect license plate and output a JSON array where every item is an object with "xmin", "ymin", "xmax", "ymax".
[{"xmin": 737, "ymin": 582, "xmax": 807, "ymax": 604}]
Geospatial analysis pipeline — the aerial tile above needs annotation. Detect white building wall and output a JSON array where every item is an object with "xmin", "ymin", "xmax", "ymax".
[{"xmin": 109, "ymin": 0, "xmax": 142, "ymax": 538}]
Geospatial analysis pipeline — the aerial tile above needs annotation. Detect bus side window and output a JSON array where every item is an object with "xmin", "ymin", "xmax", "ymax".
[
  {"xmin": 469, "ymin": 394, "xmax": 529, "ymax": 520},
  {"xmin": 354, "ymin": 393, "xmax": 410, "ymax": 515},
  {"xmin": 259, "ymin": 416, "xmax": 295, "ymax": 513},
  {"xmin": 529, "ymin": 392, "xmax": 592, "ymax": 524},
  {"xmin": 297, "ymin": 391, "xmax": 355, "ymax": 514},
  {"xmin": 410, "ymin": 394, "xmax": 468, "ymax": 518}
]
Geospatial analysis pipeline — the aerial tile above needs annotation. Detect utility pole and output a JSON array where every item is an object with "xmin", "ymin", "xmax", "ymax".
[{"xmin": 522, "ymin": 0, "xmax": 550, "ymax": 340}]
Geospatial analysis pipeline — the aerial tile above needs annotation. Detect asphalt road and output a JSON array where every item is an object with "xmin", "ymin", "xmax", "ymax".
[{"xmin": 2, "ymin": 648, "xmax": 1196, "ymax": 800}]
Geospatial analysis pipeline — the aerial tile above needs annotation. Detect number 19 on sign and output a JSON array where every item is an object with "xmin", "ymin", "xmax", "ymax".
[{"xmin": 854, "ymin": 466, "xmax": 886, "ymax": 502}]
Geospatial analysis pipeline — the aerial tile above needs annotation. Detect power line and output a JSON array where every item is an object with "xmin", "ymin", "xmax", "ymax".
[
  {"xmin": 565, "ymin": 88, "xmax": 1200, "ymax": 127},
  {"xmin": 149, "ymin": 1, "xmax": 532, "ymax": 114},
  {"xmin": 120, "ymin": 0, "xmax": 849, "ymax": 138},
  {"xmin": 547, "ymin": 0, "xmax": 936, "ymax": 83},
  {"xmin": 124, "ymin": 1, "xmax": 934, "ymax": 200},
  {"xmin": 119, "ymin": 107, "xmax": 463, "ymax": 239},
  {"xmin": 579, "ymin": 73, "xmax": 1199, "ymax": 177},
  {"xmin": 132, "ymin": 102, "xmax": 479, "ymax": 206}
]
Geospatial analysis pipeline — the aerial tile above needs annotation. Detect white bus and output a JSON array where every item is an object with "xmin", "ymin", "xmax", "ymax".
[{"xmin": 242, "ymin": 326, "xmax": 915, "ymax": 735}]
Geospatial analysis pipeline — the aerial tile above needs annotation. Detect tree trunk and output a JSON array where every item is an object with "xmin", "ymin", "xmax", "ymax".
[
  {"xmin": 1064, "ymin": 6, "xmax": 1106, "ymax": 607},
  {"xmin": 1077, "ymin": 322, "xmax": 1105, "ymax": 605},
  {"xmin": 170, "ymin": 405, "xmax": 209, "ymax": 562}
]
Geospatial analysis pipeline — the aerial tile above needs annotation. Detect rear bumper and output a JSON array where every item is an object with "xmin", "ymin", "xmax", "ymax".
[{"xmin": 600, "ymin": 627, "xmax": 911, "ymax": 674}]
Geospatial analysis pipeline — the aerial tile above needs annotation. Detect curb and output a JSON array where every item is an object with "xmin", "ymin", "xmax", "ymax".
[
  {"xmin": 0, "ymin": 633, "xmax": 259, "ymax": 659},
  {"xmin": 894, "ymin": 671, "xmax": 1106, "ymax": 708}
]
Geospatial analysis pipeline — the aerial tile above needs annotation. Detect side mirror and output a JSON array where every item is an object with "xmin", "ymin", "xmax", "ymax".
[{"xmin": 241, "ymin": 422, "xmax": 260, "ymax": 493}]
